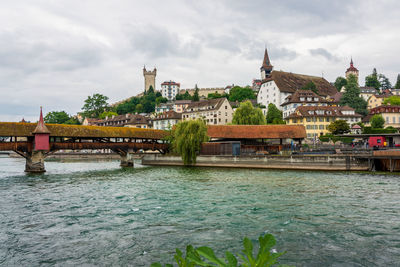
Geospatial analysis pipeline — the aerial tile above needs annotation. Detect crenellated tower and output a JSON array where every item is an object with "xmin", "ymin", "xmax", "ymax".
[{"xmin": 143, "ymin": 66, "xmax": 157, "ymax": 93}]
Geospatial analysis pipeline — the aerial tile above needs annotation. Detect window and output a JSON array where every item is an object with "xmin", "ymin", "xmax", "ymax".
[
  {"xmin": 393, "ymin": 117, "xmax": 396, "ymax": 123},
  {"xmin": 306, "ymin": 125, "xmax": 312, "ymax": 129},
  {"xmin": 293, "ymin": 119, "xmax": 297, "ymax": 123},
  {"xmin": 307, "ymin": 118, "xmax": 312, "ymax": 122},
  {"xmin": 319, "ymin": 117, "xmax": 324, "ymax": 122},
  {"xmin": 225, "ymin": 106, "xmax": 227, "ymax": 109},
  {"xmin": 319, "ymin": 125, "xmax": 324, "ymax": 129}
]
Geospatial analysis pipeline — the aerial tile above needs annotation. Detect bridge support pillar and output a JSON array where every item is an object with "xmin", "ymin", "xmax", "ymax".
[
  {"xmin": 25, "ymin": 151, "xmax": 46, "ymax": 173},
  {"xmin": 120, "ymin": 152, "xmax": 134, "ymax": 167}
]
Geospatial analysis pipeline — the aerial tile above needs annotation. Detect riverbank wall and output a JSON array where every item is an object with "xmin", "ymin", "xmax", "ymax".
[{"xmin": 142, "ymin": 154, "xmax": 370, "ymax": 171}]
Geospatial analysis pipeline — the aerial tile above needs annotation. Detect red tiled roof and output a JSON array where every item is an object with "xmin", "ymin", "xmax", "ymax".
[
  {"xmin": 261, "ymin": 71, "xmax": 337, "ymax": 96},
  {"xmin": 207, "ymin": 125, "xmax": 306, "ymax": 139}
]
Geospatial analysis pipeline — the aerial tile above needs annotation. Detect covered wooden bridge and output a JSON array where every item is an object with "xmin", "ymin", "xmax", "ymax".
[{"xmin": 0, "ymin": 110, "xmax": 169, "ymax": 172}]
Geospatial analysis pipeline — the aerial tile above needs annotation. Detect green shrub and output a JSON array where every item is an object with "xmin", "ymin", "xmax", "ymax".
[
  {"xmin": 151, "ymin": 234, "xmax": 291, "ymax": 267},
  {"xmin": 363, "ymin": 127, "xmax": 397, "ymax": 134}
]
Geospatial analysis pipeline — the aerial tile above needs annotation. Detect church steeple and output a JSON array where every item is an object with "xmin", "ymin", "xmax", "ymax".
[{"xmin": 260, "ymin": 47, "xmax": 273, "ymax": 79}]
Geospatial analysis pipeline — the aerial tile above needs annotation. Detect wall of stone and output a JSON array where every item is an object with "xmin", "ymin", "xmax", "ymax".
[{"xmin": 142, "ymin": 154, "xmax": 369, "ymax": 171}]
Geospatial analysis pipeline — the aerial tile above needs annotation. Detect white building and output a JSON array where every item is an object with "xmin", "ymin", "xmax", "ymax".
[
  {"xmin": 152, "ymin": 110, "xmax": 182, "ymax": 130},
  {"xmin": 161, "ymin": 81, "xmax": 180, "ymax": 101},
  {"xmin": 257, "ymin": 48, "xmax": 337, "ymax": 112}
]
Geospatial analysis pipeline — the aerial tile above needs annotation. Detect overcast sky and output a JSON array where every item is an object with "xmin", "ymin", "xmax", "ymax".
[{"xmin": 1, "ymin": 0, "xmax": 399, "ymax": 121}]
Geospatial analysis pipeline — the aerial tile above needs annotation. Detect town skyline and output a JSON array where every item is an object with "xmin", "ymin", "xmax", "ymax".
[{"xmin": 1, "ymin": 0, "xmax": 399, "ymax": 122}]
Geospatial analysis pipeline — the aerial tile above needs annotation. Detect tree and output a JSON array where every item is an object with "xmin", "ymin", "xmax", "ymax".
[
  {"xmin": 172, "ymin": 119, "xmax": 209, "ymax": 165},
  {"xmin": 378, "ymin": 74, "xmax": 392, "ymax": 90},
  {"xmin": 135, "ymin": 103, "xmax": 144, "ymax": 113},
  {"xmin": 266, "ymin": 103, "xmax": 285, "ymax": 124},
  {"xmin": 64, "ymin": 117, "xmax": 81, "ymax": 125},
  {"xmin": 395, "ymin": 74, "xmax": 400, "ymax": 89},
  {"xmin": 370, "ymin": 114, "xmax": 385, "ymax": 129},
  {"xmin": 340, "ymin": 74, "xmax": 368, "ymax": 116},
  {"xmin": 82, "ymin": 93, "xmax": 109, "ymax": 118},
  {"xmin": 301, "ymin": 81, "xmax": 318, "ymax": 95},
  {"xmin": 365, "ymin": 68, "xmax": 381, "ymax": 90},
  {"xmin": 193, "ymin": 84, "xmax": 200, "ymax": 102},
  {"xmin": 207, "ymin": 92, "xmax": 226, "ymax": 99},
  {"xmin": 44, "ymin": 111, "xmax": 71, "ymax": 124},
  {"xmin": 334, "ymin": 77, "xmax": 347, "ymax": 91},
  {"xmin": 99, "ymin": 111, "xmax": 118, "ymax": 119},
  {"xmin": 228, "ymin": 86, "xmax": 256, "ymax": 102},
  {"xmin": 232, "ymin": 101, "xmax": 266, "ymax": 125},
  {"xmin": 327, "ymin": 120, "xmax": 350, "ymax": 135},
  {"xmin": 383, "ymin": 96, "xmax": 400, "ymax": 106}
]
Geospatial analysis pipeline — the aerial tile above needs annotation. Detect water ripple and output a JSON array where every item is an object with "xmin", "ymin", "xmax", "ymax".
[{"xmin": 0, "ymin": 158, "xmax": 399, "ymax": 266}]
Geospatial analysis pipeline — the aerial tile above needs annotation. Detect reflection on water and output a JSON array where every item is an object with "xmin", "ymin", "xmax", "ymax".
[{"xmin": 0, "ymin": 157, "xmax": 399, "ymax": 266}]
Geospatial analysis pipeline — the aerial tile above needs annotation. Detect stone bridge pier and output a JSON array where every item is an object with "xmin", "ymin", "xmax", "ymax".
[
  {"xmin": 119, "ymin": 150, "xmax": 134, "ymax": 167},
  {"xmin": 25, "ymin": 151, "xmax": 46, "ymax": 173}
]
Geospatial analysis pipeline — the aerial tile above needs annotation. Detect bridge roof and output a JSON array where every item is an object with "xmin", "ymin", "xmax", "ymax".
[{"xmin": 0, "ymin": 122, "xmax": 167, "ymax": 139}]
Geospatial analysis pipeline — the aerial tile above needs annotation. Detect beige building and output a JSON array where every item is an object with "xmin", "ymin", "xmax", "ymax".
[
  {"xmin": 174, "ymin": 100, "xmax": 192, "ymax": 113},
  {"xmin": 182, "ymin": 98, "xmax": 233, "ymax": 125},
  {"xmin": 286, "ymin": 106, "xmax": 362, "ymax": 139},
  {"xmin": 367, "ymin": 105, "xmax": 400, "ymax": 128},
  {"xmin": 367, "ymin": 94, "xmax": 391, "ymax": 109}
]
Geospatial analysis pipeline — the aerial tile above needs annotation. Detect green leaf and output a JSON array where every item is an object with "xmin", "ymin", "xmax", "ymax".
[
  {"xmin": 196, "ymin": 246, "xmax": 226, "ymax": 266},
  {"xmin": 150, "ymin": 263, "xmax": 162, "ymax": 267},
  {"xmin": 225, "ymin": 251, "xmax": 238, "ymax": 267}
]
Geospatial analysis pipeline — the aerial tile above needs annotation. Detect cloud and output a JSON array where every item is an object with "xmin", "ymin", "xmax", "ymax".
[
  {"xmin": 0, "ymin": 30, "xmax": 104, "ymax": 74},
  {"xmin": 0, "ymin": 0, "xmax": 400, "ymax": 121},
  {"xmin": 309, "ymin": 48, "xmax": 339, "ymax": 62},
  {"xmin": 127, "ymin": 24, "xmax": 201, "ymax": 59}
]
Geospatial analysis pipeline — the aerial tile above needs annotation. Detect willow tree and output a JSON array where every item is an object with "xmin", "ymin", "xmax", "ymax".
[
  {"xmin": 232, "ymin": 101, "xmax": 266, "ymax": 125},
  {"xmin": 173, "ymin": 119, "xmax": 209, "ymax": 165}
]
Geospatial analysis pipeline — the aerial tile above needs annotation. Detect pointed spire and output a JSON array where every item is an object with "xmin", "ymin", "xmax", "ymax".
[
  {"xmin": 350, "ymin": 57, "xmax": 354, "ymax": 67},
  {"xmin": 33, "ymin": 106, "xmax": 50, "ymax": 134},
  {"xmin": 260, "ymin": 47, "xmax": 273, "ymax": 77}
]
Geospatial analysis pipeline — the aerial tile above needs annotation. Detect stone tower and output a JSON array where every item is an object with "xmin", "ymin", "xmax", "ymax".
[
  {"xmin": 260, "ymin": 48, "xmax": 273, "ymax": 79},
  {"xmin": 345, "ymin": 58, "xmax": 359, "ymax": 85},
  {"xmin": 143, "ymin": 66, "xmax": 157, "ymax": 92}
]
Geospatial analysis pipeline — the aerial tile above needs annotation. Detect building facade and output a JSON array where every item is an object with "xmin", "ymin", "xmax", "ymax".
[
  {"xmin": 161, "ymin": 81, "xmax": 180, "ymax": 100},
  {"xmin": 182, "ymin": 98, "xmax": 233, "ymax": 125},
  {"xmin": 152, "ymin": 110, "xmax": 182, "ymax": 130},
  {"xmin": 286, "ymin": 106, "xmax": 362, "ymax": 139},
  {"xmin": 368, "ymin": 105, "xmax": 400, "ymax": 128},
  {"xmin": 360, "ymin": 86, "xmax": 377, "ymax": 101},
  {"xmin": 143, "ymin": 66, "xmax": 156, "ymax": 92},
  {"xmin": 174, "ymin": 100, "xmax": 192, "ymax": 113},
  {"xmin": 281, "ymin": 90, "xmax": 329, "ymax": 119},
  {"xmin": 155, "ymin": 102, "xmax": 174, "ymax": 113}
]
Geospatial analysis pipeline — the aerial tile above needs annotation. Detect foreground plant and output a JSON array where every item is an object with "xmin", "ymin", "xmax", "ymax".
[{"xmin": 151, "ymin": 233, "xmax": 292, "ymax": 267}]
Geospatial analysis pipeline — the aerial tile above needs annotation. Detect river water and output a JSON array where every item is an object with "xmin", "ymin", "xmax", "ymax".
[{"xmin": 0, "ymin": 157, "xmax": 399, "ymax": 266}]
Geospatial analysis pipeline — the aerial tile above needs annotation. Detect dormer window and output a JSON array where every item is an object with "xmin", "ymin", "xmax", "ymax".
[
  {"xmin": 314, "ymin": 98, "xmax": 319, "ymax": 101},
  {"xmin": 300, "ymin": 97, "xmax": 305, "ymax": 101},
  {"xmin": 307, "ymin": 97, "xmax": 312, "ymax": 101}
]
